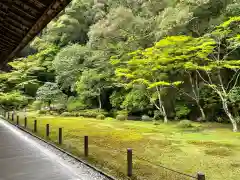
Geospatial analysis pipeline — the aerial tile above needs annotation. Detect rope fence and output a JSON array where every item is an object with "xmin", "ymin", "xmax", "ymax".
[{"xmin": 1, "ymin": 111, "xmax": 206, "ymax": 180}]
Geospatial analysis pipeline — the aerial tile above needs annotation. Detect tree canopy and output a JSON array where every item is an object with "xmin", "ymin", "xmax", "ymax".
[{"xmin": 1, "ymin": 0, "xmax": 240, "ymax": 131}]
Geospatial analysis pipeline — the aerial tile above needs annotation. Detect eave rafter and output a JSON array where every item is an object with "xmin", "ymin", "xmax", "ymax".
[{"xmin": 0, "ymin": 0, "xmax": 72, "ymax": 68}]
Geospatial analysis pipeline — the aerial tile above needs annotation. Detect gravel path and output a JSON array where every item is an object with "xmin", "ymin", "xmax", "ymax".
[{"xmin": 0, "ymin": 118, "xmax": 111, "ymax": 180}]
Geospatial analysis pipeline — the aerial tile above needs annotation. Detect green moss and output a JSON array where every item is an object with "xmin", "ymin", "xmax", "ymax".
[{"xmin": 205, "ymin": 147, "xmax": 233, "ymax": 156}]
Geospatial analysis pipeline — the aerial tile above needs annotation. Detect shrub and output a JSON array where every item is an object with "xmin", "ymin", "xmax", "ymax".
[
  {"xmin": 153, "ymin": 120, "xmax": 163, "ymax": 125},
  {"xmin": 61, "ymin": 112, "xmax": 72, "ymax": 117},
  {"xmin": 178, "ymin": 120, "xmax": 193, "ymax": 128},
  {"xmin": 67, "ymin": 97, "xmax": 86, "ymax": 112},
  {"xmin": 31, "ymin": 100, "xmax": 42, "ymax": 110},
  {"xmin": 53, "ymin": 104, "xmax": 66, "ymax": 113},
  {"xmin": 175, "ymin": 104, "xmax": 190, "ymax": 119},
  {"xmin": 49, "ymin": 111, "xmax": 59, "ymax": 116},
  {"xmin": 105, "ymin": 117, "xmax": 115, "ymax": 121},
  {"xmin": 96, "ymin": 114, "xmax": 105, "ymax": 120},
  {"xmin": 116, "ymin": 110, "xmax": 128, "ymax": 116},
  {"xmin": 141, "ymin": 115, "xmax": 152, "ymax": 121},
  {"xmin": 116, "ymin": 114, "xmax": 127, "ymax": 121},
  {"xmin": 153, "ymin": 110, "xmax": 162, "ymax": 120},
  {"xmin": 78, "ymin": 109, "xmax": 108, "ymax": 118},
  {"xmin": 37, "ymin": 109, "xmax": 47, "ymax": 115}
]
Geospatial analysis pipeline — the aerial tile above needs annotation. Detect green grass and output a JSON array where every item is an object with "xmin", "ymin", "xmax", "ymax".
[{"xmin": 14, "ymin": 113, "xmax": 240, "ymax": 180}]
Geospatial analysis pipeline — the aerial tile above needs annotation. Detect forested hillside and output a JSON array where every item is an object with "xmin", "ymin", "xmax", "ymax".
[{"xmin": 1, "ymin": 0, "xmax": 240, "ymax": 131}]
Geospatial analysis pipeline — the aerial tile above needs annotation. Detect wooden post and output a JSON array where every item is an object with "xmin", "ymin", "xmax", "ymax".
[
  {"xmin": 34, "ymin": 120, "xmax": 37, "ymax": 132},
  {"xmin": 12, "ymin": 112, "xmax": 14, "ymax": 121},
  {"xmin": 58, "ymin": 128, "xmax": 62, "ymax": 144},
  {"xmin": 16, "ymin": 115, "xmax": 19, "ymax": 126},
  {"xmin": 24, "ymin": 116, "xmax": 27, "ymax": 128},
  {"xmin": 127, "ymin": 148, "xmax": 133, "ymax": 177},
  {"xmin": 84, "ymin": 136, "xmax": 89, "ymax": 157},
  {"xmin": 46, "ymin": 124, "xmax": 50, "ymax": 138},
  {"xmin": 7, "ymin": 112, "xmax": 9, "ymax": 120},
  {"xmin": 197, "ymin": 172, "xmax": 205, "ymax": 180}
]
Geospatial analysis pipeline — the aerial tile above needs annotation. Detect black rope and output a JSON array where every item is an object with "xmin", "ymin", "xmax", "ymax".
[{"xmin": 135, "ymin": 155, "xmax": 197, "ymax": 179}]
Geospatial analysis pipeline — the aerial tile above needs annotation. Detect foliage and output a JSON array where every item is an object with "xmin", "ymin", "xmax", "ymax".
[
  {"xmin": 77, "ymin": 109, "xmax": 108, "ymax": 118},
  {"xmin": 121, "ymin": 88, "xmax": 150, "ymax": 112},
  {"xmin": 116, "ymin": 114, "xmax": 127, "ymax": 121},
  {"xmin": 61, "ymin": 112, "xmax": 72, "ymax": 117},
  {"xmin": 175, "ymin": 104, "xmax": 191, "ymax": 119},
  {"xmin": 67, "ymin": 96, "xmax": 86, "ymax": 112},
  {"xmin": 96, "ymin": 114, "xmax": 105, "ymax": 120},
  {"xmin": 36, "ymin": 82, "xmax": 66, "ymax": 107},
  {"xmin": 1, "ymin": 0, "xmax": 240, "ymax": 131},
  {"xmin": 178, "ymin": 120, "xmax": 194, "ymax": 128},
  {"xmin": 105, "ymin": 117, "xmax": 115, "ymax": 121},
  {"xmin": 141, "ymin": 115, "xmax": 152, "ymax": 121},
  {"xmin": 37, "ymin": 109, "xmax": 47, "ymax": 115},
  {"xmin": 0, "ymin": 91, "xmax": 28, "ymax": 110}
]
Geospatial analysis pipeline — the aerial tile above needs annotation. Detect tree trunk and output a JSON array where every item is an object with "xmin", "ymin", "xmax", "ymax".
[
  {"xmin": 98, "ymin": 95, "xmax": 102, "ymax": 110},
  {"xmin": 156, "ymin": 88, "xmax": 168, "ymax": 123},
  {"xmin": 159, "ymin": 103, "xmax": 167, "ymax": 123},
  {"xmin": 197, "ymin": 103, "xmax": 206, "ymax": 121},
  {"xmin": 97, "ymin": 88, "xmax": 102, "ymax": 110},
  {"xmin": 218, "ymin": 93, "xmax": 238, "ymax": 132},
  {"xmin": 222, "ymin": 99, "xmax": 238, "ymax": 132},
  {"xmin": 98, "ymin": 95, "xmax": 102, "ymax": 109},
  {"xmin": 48, "ymin": 101, "xmax": 51, "ymax": 111}
]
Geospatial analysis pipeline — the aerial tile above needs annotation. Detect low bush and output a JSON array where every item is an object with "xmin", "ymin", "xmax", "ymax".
[
  {"xmin": 61, "ymin": 112, "xmax": 72, "ymax": 117},
  {"xmin": 67, "ymin": 97, "xmax": 86, "ymax": 112},
  {"xmin": 31, "ymin": 100, "xmax": 42, "ymax": 111},
  {"xmin": 178, "ymin": 120, "xmax": 193, "ymax": 128},
  {"xmin": 96, "ymin": 114, "xmax": 105, "ymax": 120},
  {"xmin": 37, "ymin": 109, "xmax": 47, "ymax": 115},
  {"xmin": 141, "ymin": 115, "xmax": 152, "ymax": 121},
  {"xmin": 116, "ymin": 114, "xmax": 127, "ymax": 121},
  {"xmin": 153, "ymin": 110, "xmax": 162, "ymax": 120},
  {"xmin": 105, "ymin": 117, "xmax": 115, "ymax": 121},
  {"xmin": 77, "ymin": 109, "xmax": 108, "ymax": 118},
  {"xmin": 52, "ymin": 104, "xmax": 66, "ymax": 113},
  {"xmin": 153, "ymin": 120, "xmax": 163, "ymax": 125},
  {"xmin": 49, "ymin": 111, "xmax": 60, "ymax": 116},
  {"xmin": 175, "ymin": 104, "xmax": 190, "ymax": 120},
  {"xmin": 116, "ymin": 110, "xmax": 128, "ymax": 116}
]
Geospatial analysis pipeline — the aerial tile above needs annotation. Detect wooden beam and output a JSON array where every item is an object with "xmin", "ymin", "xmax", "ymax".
[
  {"xmin": 11, "ymin": 5, "xmax": 38, "ymax": 20},
  {"xmin": 0, "ymin": 35, "xmax": 20, "ymax": 44},
  {"xmin": 0, "ymin": 26, "xmax": 24, "ymax": 39},
  {"xmin": 2, "ymin": 21, "xmax": 27, "ymax": 33},
  {"xmin": 6, "ymin": 17, "xmax": 30, "ymax": 31},
  {"xmin": 5, "ymin": 0, "xmax": 72, "ymax": 63},
  {"xmin": 0, "ymin": 30, "xmax": 22, "ymax": 42},
  {"xmin": 27, "ymin": 0, "xmax": 46, "ymax": 9},
  {"xmin": 8, "ymin": 12, "xmax": 34, "ymax": 27}
]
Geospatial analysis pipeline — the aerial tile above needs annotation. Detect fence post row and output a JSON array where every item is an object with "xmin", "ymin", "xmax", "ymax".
[
  {"xmin": 1, "ymin": 111, "xmax": 207, "ymax": 180},
  {"xmin": 127, "ymin": 148, "xmax": 133, "ymax": 177},
  {"xmin": 58, "ymin": 128, "xmax": 62, "ymax": 144},
  {"xmin": 84, "ymin": 136, "xmax": 89, "ymax": 157}
]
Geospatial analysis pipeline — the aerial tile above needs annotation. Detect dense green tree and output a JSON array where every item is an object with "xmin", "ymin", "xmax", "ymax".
[{"xmin": 36, "ymin": 82, "xmax": 66, "ymax": 109}]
